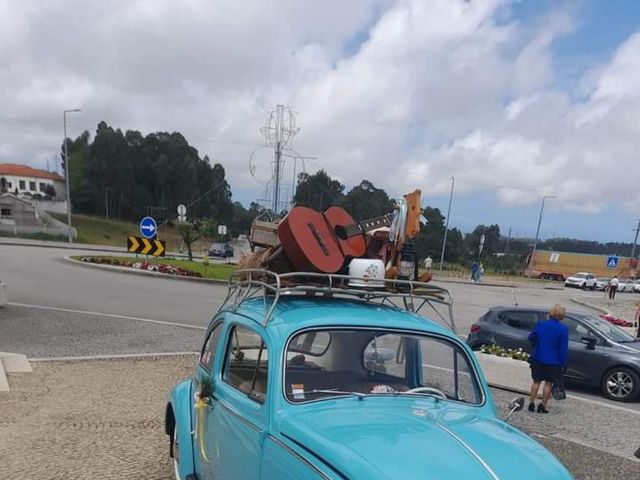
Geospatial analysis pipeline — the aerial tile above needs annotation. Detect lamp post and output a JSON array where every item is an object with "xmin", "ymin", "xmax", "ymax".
[
  {"xmin": 63, "ymin": 108, "xmax": 81, "ymax": 244},
  {"xmin": 529, "ymin": 195, "xmax": 556, "ymax": 275},
  {"xmin": 439, "ymin": 176, "xmax": 455, "ymax": 271}
]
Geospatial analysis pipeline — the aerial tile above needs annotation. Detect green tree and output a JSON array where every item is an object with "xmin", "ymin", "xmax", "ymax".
[
  {"xmin": 293, "ymin": 170, "xmax": 345, "ymax": 211},
  {"xmin": 177, "ymin": 220, "xmax": 206, "ymax": 261},
  {"xmin": 343, "ymin": 180, "xmax": 394, "ymax": 220},
  {"xmin": 465, "ymin": 224, "xmax": 501, "ymax": 260},
  {"xmin": 417, "ymin": 207, "xmax": 445, "ymax": 261}
]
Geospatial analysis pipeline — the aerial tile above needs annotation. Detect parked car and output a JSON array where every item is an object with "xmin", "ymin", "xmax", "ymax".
[
  {"xmin": 618, "ymin": 278, "xmax": 635, "ymax": 293},
  {"xmin": 166, "ymin": 271, "xmax": 572, "ymax": 480},
  {"xmin": 594, "ymin": 277, "xmax": 610, "ymax": 291},
  {"xmin": 466, "ymin": 306, "xmax": 640, "ymax": 402},
  {"xmin": 633, "ymin": 280, "xmax": 640, "ymax": 293},
  {"xmin": 208, "ymin": 242, "xmax": 234, "ymax": 258},
  {"xmin": 564, "ymin": 272, "xmax": 596, "ymax": 289}
]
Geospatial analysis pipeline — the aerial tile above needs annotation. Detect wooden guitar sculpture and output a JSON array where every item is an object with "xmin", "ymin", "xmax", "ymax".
[{"xmin": 277, "ymin": 206, "xmax": 393, "ymax": 273}]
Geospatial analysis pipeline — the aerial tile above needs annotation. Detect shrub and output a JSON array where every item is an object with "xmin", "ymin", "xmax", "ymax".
[{"xmin": 479, "ymin": 344, "xmax": 530, "ymax": 362}]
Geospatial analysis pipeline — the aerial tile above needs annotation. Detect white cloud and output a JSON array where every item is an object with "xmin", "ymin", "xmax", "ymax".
[{"xmin": 1, "ymin": 0, "xmax": 639, "ymax": 215}]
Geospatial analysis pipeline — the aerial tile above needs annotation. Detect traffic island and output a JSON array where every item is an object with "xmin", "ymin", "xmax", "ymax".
[
  {"xmin": 64, "ymin": 255, "xmax": 235, "ymax": 284},
  {"xmin": 0, "ymin": 280, "xmax": 6, "ymax": 307},
  {"xmin": 0, "ymin": 352, "xmax": 31, "ymax": 392},
  {"xmin": 474, "ymin": 350, "xmax": 532, "ymax": 394}
]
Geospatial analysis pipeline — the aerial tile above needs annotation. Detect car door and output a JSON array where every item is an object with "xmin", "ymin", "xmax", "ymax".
[
  {"xmin": 493, "ymin": 310, "xmax": 541, "ymax": 350},
  {"xmin": 193, "ymin": 319, "xmax": 226, "ymax": 479},
  {"xmin": 562, "ymin": 316, "xmax": 603, "ymax": 383},
  {"xmin": 202, "ymin": 321, "xmax": 270, "ymax": 480}
]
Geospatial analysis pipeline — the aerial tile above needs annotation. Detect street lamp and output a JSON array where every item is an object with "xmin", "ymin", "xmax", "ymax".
[
  {"xmin": 63, "ymin": 108, "xmax": 82, "ymax": 244},
  {"xmin": 439, "ymin": 176, "xmax": 455, "ymax": 271},
  {"xmin": 529, "ymin": 195, "xmax": 556, "ymax": 275}
]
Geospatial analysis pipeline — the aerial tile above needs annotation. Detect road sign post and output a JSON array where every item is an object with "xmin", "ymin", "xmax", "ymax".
[
  {"xmin": 127, "ymin": 236, "xmax": 165, "ymax": 257},
  {"xmin": 177, "ymin": 204, "xmax": 187, "ymax": 223},
  {"xmin": 139, "ymin": 216, "xmax": 158, "ymax": 239},
  {"xmin": 606, "ymin": 256, "xmax": 619, "ymax": 269}
]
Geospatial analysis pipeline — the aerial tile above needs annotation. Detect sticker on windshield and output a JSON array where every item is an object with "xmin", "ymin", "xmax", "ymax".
[{"xmin": 291, "ymin": 384, "xmax": 305, "ymax": 400}]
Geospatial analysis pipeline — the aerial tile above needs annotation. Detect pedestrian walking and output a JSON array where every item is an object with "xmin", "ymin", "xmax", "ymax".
[
  {"xmin": 424, "ymin": 255, "xmax": 433, "ymax": 271},
  {"xmin": 609, "ymin": 276, "xmax": 619, "ymax": 300},
  {"xmin": 470, "ymin": 260, "xmax": 479, "ymax": 282},
  {"xmin": 527, "ymin": 304, "xmax": 569, "ymax": 414}
]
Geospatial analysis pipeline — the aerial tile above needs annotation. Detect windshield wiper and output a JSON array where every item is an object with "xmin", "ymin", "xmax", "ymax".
[{"xmin": 303, "ymin": 389, "xmax": 367, "ymax": 401}]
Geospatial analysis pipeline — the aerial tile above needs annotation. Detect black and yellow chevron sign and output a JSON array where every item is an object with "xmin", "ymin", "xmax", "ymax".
[{"xmin": 127, "ymin": 236, "xmax": 165, "ymax": 257}]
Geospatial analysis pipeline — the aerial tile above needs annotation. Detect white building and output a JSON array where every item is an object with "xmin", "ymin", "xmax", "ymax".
[{"xmin": 0, "ymin": 163, "xmax": 66, "ymax": 201}]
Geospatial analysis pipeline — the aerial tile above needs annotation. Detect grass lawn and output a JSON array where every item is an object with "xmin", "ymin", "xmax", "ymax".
[
  {"xmin": 72, "ymin": 255, "xmax": 236, "ymax": 280},
  {"xmin": 50, "ymin": 213, "xmax": 211, "ymax": 253}
]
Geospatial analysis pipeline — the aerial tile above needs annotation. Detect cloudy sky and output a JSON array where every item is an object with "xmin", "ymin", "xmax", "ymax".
[{"xmin": 2, "ymin": 0, "xmax": 640, "ymax": 242}]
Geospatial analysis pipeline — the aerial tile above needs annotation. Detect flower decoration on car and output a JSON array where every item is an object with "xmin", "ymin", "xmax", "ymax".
[{"xmin": 193, "ymin": 376, "xmax": 214, "ymax": 463}]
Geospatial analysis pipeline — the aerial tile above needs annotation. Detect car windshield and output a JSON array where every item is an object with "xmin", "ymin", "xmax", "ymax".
[
  {"xmin": 284, "ymin": 329, "xmax": 482, "ymax": 405},
  {"xmin": 597, "ymin": 278, "xmax": 609, "ymax": 282},
  {"xmin": 573, "ymin": 273, "xmax": 587, "ymax": 278},
  {"xmin": 579, "ymin": 315, "xmax": 636, "ymax": 343}
]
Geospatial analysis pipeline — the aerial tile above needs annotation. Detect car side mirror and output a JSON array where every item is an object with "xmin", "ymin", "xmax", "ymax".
[
  {"xmin": 581, "ymin": 336, "xmax": 597, "ymax": 350},
  {"xmin": 506, "ymin": 397, "xmax": 525, "ymax": 423}
]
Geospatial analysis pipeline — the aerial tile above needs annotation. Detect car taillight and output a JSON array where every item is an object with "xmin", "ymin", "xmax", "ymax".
[{"xmin": 470, "ymin": 324, "xmax": 481, "ymax": 333}]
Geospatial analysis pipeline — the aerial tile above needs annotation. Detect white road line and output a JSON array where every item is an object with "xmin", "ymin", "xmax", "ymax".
[
  {"xmin": 30, "ymin": 351, "xmax": 199, "ymax": 362},
  {"xmin": 8, "ymin": 302, "xmax": 207, "ymax": 331},
  {"xmin": 564, "ymin": 392, "xmax": 640, "ymax": 416}
]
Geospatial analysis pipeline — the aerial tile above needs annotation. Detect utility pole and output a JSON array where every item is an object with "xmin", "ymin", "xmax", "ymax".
[
  {"xmin": 63, "ymin": 108, "xmax": 81, "ymax": 244},
  {"xmin": 506, "ymin": 227, "xmax": 512, "ymax": 254},
  {"xmin": 439, "ymin": 176, "xmax": 455, "ymax": 271},
  {"xmin": 528, "ymin": 195, "xmax": 556, "ymax": 275},
  {"xmin": 630, "ymin": 219, "xmax": 640, "ymax": 260}
]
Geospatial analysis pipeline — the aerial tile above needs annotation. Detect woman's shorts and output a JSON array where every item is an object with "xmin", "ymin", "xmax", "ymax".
[{"xmin": 530, "ymin": 360, "xmax": 562, "ymax": 383}]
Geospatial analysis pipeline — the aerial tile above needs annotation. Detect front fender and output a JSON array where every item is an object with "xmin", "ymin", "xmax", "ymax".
[{"xmin": 167, "ymin": 379, "xmax": 195, "ymax": 478}]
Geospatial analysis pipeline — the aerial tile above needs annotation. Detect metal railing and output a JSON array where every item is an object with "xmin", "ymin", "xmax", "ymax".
[{"xmin": 219, "ymin": 269, "xmax": 457, "ymax": 332}]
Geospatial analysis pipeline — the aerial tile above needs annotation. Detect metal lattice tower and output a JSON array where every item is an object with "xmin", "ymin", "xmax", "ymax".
[{"xmin": 259, "ymin": 105, "xmax": 300, "ymax": 214}]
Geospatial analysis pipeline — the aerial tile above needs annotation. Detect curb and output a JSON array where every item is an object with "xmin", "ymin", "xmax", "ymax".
[
  {"xmin": 0, "ymin": 352, "xmax": 32, "ymax": 392},
  {"xmin": 0, "ymin": 280, "xmax": 6, "ymax": 308},
  {"xmin": 569, "ymin": 297, "xmax": 610, "ymax": 315},
  {"xmin": 432, "ymin": 276, "xmax": 564, "ymax": 291},
  {"xmin": 63, "ymin": 256, "xmax": 229, "ymax": 285}
]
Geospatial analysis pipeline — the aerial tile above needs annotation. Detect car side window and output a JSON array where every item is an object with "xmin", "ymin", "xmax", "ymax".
[
  {"xmin": 223, "ymin": 326, "xmax": 268, "ymax": 403},
  {"xmin": 200, "ymin": 322, "xmax": 224, "ymax": 372},
  {"xmin": 503, "ymin": 311, "xmax": 538, "ymax": 331},
  {"xmin": 563, "ymin": 317, "xmax": 591, "ymax": 342}
]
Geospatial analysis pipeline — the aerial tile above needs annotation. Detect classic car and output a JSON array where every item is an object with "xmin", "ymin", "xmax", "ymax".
[{"xmin": 166, "ymin": 270, "xmax": 572, "ymax": 479}]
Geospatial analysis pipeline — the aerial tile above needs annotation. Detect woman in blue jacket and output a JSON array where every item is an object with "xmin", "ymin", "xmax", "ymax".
[{"xmin": 528, "ymin": 304, "xmax": 569, "ymax": 413}]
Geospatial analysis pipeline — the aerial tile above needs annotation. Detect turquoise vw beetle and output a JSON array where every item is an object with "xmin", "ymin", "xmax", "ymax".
[{"xmin": 165, "ymin": 271, "xmax": 572, "ymax": 479}]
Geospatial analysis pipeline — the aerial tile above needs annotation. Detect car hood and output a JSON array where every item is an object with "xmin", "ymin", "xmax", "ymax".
[
  {"xmin": 279, "ymin": 399, "xmax": 572, "ymax": 480},
  {"xmin": 566, "ymin": 277, "xmax": 584, "ymax": 282}
]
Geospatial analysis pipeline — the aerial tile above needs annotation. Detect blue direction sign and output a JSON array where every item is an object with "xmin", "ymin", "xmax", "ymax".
[
  {"xmin": 607, "ymin": 256, "xmax": 619, "ymax": 268},
  {"xmin": 139, "ymin": 216, "xmax": 157, "ymax": 239}
]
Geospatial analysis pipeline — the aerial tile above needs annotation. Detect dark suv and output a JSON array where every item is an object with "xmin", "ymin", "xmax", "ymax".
[
  {"xmin": 208, "ymin": 242, "xmax": 234, "ymax": 258},
  {"xmin": 466, "ymin": 306, "xmax": 640, "ymax": 402}
]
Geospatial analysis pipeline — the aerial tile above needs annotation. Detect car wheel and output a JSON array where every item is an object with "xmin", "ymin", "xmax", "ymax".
[
  {"xmin": 581, "ymin": 283, "xmax": 586, "ymax": 289},
  {"xmin": 601, "ymin": 367, "xmax": 640, "ymax": 402}
]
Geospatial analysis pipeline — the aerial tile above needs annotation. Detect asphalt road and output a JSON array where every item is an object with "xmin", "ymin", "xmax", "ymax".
[{"xmin": 1, "ymin": 243, "xmax": 638, "ymax": 413}]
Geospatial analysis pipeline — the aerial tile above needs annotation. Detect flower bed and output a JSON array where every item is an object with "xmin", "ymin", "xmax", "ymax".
[
  {"xmin": 79, "ymin": 256, "xmax": 203, "ymax": 278},
  {"xmin": 475, "ymin": 345, "xmax": 531, "ymax": 394}
]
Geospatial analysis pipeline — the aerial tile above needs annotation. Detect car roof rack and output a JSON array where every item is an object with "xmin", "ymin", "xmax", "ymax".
[{"xmin": 219, "ymin": 269, "xmax": 457, "ymax": 333}]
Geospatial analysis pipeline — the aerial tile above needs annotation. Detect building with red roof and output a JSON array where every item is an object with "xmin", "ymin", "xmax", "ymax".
[{"xmin": 0, "ymin": 163, "xmax": 66, "ymax": 201}]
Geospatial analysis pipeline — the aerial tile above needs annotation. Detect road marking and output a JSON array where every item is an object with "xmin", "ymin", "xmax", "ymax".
[
  {"xmin": 29, "ymin": 351, "xmax": 199, "ymax": 362},
  {"xmin": 7, "ymin": 302, "xmax": 207, "ymax": 331},
  {"xmin": 564, "ymin": 392, "xmax": 640, "ymax": 416}
]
